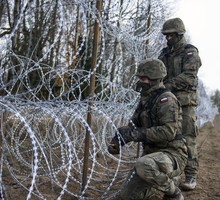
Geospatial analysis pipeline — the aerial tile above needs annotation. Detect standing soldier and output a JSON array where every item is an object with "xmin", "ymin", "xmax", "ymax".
[
  {"xmin": 108, "ymin": 58, "xmax": 187, "ymax": 200},
  {"xmin": 158, "ymin": 17, "xmax": 202, "ymax": 190}
]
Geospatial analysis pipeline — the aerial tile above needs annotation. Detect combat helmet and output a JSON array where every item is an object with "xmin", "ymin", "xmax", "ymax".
[
  {"xmin": 136, "ymin": 58, "xmax": 167, "ymax": 80},
  {"xmin": 161, "ymin": 18, "xmax": 186, "ymax": 35}
]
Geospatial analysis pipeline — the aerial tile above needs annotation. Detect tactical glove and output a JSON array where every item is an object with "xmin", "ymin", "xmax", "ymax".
[
  {"xmin": 108, "ymin": 136, "xmax": 120, "ymax": 154},
  {"xmin": 108, "ymin": 126, "xmax": 133, "ymax": 154},
  {"xmin": 131, "ymin": 128, "xmax": 146, "ymax": 142}
]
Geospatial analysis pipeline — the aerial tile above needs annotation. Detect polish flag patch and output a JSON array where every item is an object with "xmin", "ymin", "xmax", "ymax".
[
  {"xmin": 160, "ymin": 97, "xmax": 168, "ymax": 103},
  {"xmin": 187, "ymin": 52, "xmax": 193, "ymax": 56}
]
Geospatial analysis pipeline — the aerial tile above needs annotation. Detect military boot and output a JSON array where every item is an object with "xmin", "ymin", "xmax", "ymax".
[
  {"xmin": 181, "ymin": 176, "xmax": 196, "ymax": 190},
  {"xmin": 163, "ymin": 187, "xmax": 184, "ymax": 200}
]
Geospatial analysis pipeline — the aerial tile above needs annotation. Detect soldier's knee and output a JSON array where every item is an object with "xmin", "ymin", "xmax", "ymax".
[{"xmin": 135, "ymin": 156, "xmax": 157, "ymax": 180}]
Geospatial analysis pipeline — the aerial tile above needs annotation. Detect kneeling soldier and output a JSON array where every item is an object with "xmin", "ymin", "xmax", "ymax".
[{"xmin": 108, "ymin": 58, "xmax": 187, "ymax": 200}]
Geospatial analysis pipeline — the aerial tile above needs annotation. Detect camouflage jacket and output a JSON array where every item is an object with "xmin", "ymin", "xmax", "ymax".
[
  {"xmin": 158, "ymin": 37, "xmax": 202, "ymax": 106},
  {"xmin": 129, "ymin": 83, "xmax": 187, "ymax": 167}
]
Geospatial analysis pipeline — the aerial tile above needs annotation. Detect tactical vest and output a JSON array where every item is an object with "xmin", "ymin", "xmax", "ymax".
[
  {"xmin": 159, "ymin": 44, "xmax": 201, "ymax": 106},
  {"xmin": 144, "ymin": 88, "xmax": 168, "ymax": 127},
  {"xmin": 161, "ymin": 44, "xmax": 198, "ymax": 80}
]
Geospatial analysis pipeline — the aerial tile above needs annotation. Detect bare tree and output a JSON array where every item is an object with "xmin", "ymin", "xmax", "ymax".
[{"xmin": 0, "ymin": 0, "xmax": 178, "ymax": 99}]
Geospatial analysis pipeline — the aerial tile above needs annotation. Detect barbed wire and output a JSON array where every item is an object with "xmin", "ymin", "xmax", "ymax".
[
  {"xmin": 0, "ymin": 53, "xmax": 141, "ymax": 199},
  {"xmin": 0, "ymin": 0, "xmax": 174, "ymax": 199}
]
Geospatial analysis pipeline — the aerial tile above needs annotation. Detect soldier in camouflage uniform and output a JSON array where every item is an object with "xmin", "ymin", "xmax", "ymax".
[
  {"xmin": 158, "ymin": 18, "xmax": 202, "ymax": 190},
  {"xmin": 108, "ymin": 58, "xmax": 187, "ymax": 200}
]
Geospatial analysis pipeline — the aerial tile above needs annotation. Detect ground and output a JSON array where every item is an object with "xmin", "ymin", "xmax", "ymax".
[
  {"xmin": 1, "ymin": 115, "xmax": 220, "ymax": 199},
  {"xmin": 181, "ymin": 114, "xmax": 220, "ymax": 200}
]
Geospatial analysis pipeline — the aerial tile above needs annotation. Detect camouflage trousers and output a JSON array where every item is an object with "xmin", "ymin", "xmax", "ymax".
[
  {"xmin": 182, "ymin": 106, "xmax": 199, "ymax": 178},
  {"xmin": 119, "ymin": 152, "xmax": 179, "ymax": 200}
]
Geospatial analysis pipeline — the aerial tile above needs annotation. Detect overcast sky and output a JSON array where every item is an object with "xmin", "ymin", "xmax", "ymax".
[{"xmin": 173, "ymin": 0, "xmax": 220, "ymax": 92}]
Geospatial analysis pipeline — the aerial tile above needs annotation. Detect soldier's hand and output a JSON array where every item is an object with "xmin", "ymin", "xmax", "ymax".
[
  {"xmin": 108, "ymin": 143, "xmax": 120, "ymax": 154},
  {"xmin": 108, "ymin": 126, "xmax": 134, "ymax": 154},
  {"xmin": 117, "ymin": 126, "xmax": 133, "ymax": 144},
  {"xmin": 108, "ymin": 137, "xmax": 120, "ymax": 154}
]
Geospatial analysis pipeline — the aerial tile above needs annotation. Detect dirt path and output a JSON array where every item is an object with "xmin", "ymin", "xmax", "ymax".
[{"xmin": 182, "ymin": 115, "xmax": 220, "ymax": 200}]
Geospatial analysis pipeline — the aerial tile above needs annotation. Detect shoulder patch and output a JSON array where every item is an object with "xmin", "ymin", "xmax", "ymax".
[
  {"xmin": 187, "ymin": 52, "xmax": 193, "ymax": 56},
  {"xmin": 160, "ymin": 97, "xmax": 168, "ymax": 103}
]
